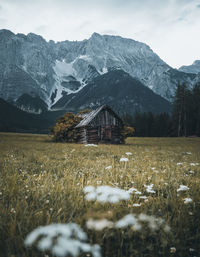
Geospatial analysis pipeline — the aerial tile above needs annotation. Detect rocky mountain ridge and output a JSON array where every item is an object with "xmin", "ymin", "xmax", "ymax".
[
  {"xmin": 179, "ymin": 60, "xmax": 200, "ymax": 74},
  {"xmin": 0, "ymin": 29, "xmax": 198, "ymax": 113}
]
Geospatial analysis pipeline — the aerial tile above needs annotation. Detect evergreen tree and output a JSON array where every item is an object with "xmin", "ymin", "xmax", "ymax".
[
  {"xmin": 192, "ymin": 83, "xmax": 200, "ymax": 136},
  {"xmin": 172, "ymin": 82, "xmax": 189, "ymax": 136}
]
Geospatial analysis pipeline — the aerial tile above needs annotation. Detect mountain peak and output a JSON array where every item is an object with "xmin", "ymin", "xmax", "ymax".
[
  {"xmin": 27, "ymin": 32, "xmax": 46, "ymax": 43},
  {"xmin": 91, "ymin": 32, "xmax": 102, "ymax": 38},
  {"xmin": 179, "ymin": 60, "xmax": 200, "ymax": 74},
  {"xmin": 0, "ymin": 29, "xmax": 15, "ymax": 38},
  {"xmin": 193, "ymin": 60, "xmax": 200, "ymax": 65}
]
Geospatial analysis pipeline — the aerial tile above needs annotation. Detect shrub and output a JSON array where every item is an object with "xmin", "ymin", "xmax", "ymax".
[
  {"xmin": 122, "ymin": 126, "xmax": 135, "ymax": 139},
  {"xmin": 50, "ymin": 112, "xmax": 82, "ymax": 142}
]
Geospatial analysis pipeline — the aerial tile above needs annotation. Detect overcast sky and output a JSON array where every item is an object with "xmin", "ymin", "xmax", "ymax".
[{"xmin": 0, "ymin": 0, "xmax": 200, "ymax": 68}]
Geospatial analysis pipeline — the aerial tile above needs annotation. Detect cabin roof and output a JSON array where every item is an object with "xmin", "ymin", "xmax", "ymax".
[{"xmin": 75, "ymin": 105, "xmax": 122, "ymax": 128}]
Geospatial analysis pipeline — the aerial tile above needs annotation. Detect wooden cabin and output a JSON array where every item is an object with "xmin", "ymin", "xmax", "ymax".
[{"xmin": 75, "ymin": 105, "xmax": 124, "ymax": 144}]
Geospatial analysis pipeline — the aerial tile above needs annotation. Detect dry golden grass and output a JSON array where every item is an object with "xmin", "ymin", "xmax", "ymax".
[{"xmin": 0, "ymin": 133, "xmax": 200, "ymax": 257}]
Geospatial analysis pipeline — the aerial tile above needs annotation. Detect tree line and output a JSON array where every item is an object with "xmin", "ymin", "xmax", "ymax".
[{"xmin": 123, "ymin": 83, "xmax": 200, "ymax": 137}]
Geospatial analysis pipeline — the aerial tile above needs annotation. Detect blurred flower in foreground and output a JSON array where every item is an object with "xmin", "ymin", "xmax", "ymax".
[
  {"xmin": 25, "ymin": 223, "xmax": 101, "ymax": 257},
  {"xmin": 83, "ymin": 185, "xmax": 130, "ymax": 203},
  {"xmin": 115, "ymin": 213, "xmax": 170, "ymax": 232},
  {"xmin": 87, "ymin": 214, "xmax": 171, "ymax": 233},
  {"xmin": 87, "ymin": 219, "xmax": 114, "ymax": 231},
  {"xmin": 115, "ymin": 214, "xmax": 141, "ymax": 231}
]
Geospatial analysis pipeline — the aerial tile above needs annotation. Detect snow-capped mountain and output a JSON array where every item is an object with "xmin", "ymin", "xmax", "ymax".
[
  {"xmin": 179, "ymin": 60, "xmax": 200, "ymax": 74},
  {"xmin": 0, "ymin": 29, "xmax": 198, "ymax": 111}
]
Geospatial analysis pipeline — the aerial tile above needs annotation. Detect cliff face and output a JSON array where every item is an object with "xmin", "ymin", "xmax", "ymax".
[
  {"xmin": 179, "ymin": 60, "xmax": 200, "ymax": 74},
  {"xmin": 0, "ymin": 29, "xmax": 198, "ymax": 111}
]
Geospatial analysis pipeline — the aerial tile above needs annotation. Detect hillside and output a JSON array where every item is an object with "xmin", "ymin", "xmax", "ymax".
[
  {"xmin": 52, "ymin": 70, "xmax": 171, "ymax": 114},
  {"xmin": 0, "ymin": 98, "xmax": 65, "ymax": 132}
]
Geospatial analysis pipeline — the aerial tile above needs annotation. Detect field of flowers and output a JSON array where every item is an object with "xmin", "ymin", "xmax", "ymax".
[{"xmin": 0, "ymin": 132, "xmax": 200, "ymax": 257}]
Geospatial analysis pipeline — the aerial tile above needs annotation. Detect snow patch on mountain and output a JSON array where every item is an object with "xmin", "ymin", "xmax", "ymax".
[
  {"xmin": 53, "ymin": 59, "xmax": 76, "ymax": 78},
  {"xmin": 52, "ymin": 58, "xmax": 91, "ymax": 105},
  {"xmin": 78, "ymin": 55, "xmax": 92, "ymax": 62},
  {"xmin": 99, "ymin": 67, "xmax": 108, "ymax": 75}
]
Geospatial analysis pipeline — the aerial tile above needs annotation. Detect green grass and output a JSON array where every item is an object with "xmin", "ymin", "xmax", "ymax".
[{"xmin": 0, "ymin": 133, "xmax": 200, "ymax": 257}]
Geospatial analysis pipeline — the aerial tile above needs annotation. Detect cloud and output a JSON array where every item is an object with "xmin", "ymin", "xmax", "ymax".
[
  {"xmin": 0, "ymin": 0, "xmax": 200, "ymax": 68},
  {"xmin": 34, "ymin": 25, "xmax": 48, "ymax": 34}
]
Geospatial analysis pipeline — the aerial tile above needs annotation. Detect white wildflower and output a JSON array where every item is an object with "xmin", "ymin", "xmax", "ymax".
[
  {"xmin": 177, "ymin": 185, "xmax": 189, "ymax": 192},
  {"xmin": 191, "ymin": 162, "xmax": 199, "ymax": 166},
  {"xmin": 189, "ymin": 170, "xmax": 195, "ymax": 174},
  {"xmin": 186, "ymin": 152, "xmax": 192, "ymax": 155},
  {"xmin": 145, "ymin": 184, "xmax": 156, "ymax": 194},
  {"xmin": 170, "ymin": 247, "xmax": 176, "ymax": 253},
  {"xmin": 105, "ymin": 166, "xmax": 112, "ymax": 170},
  {"xmin": 25, "ymin": 223, "xmax": 101, "ymax": 257},
  {"xmin": 10, "ymin": 208, "xmax": 16, "ymax": 214},
  {"xmin": 134, "ymin": 191, "xmax": 142, "ymax": 195},
  {"xmin": 120, "ymin": 158, "xmax": 129, "ymax": 162},
  {"xmin": 84, "ymin": 144, "xmax": 98, "ymax": 147},
  {"xmin": 139, "ymin": 196, "xmax": 147, "ymax": 200},
  {"xmin": 125, "ymin": 152, "xmax": 132, "ymax": 156},
  {"xmin": 132, "ymin": 203, "xmax": 141, "ymax": 207},
  {"xmin": 177, "ymin": 162, "xmax": 183, "ymax": 165},
  {"xmin": 128, "ymin": 187, "xmax": 138, "ymax": 193},
  {"xmin": 86, "ymin": 219, "xmax": 114, "ymax": 231},
  {"xmin": 183, "ymin": 198, "xmax": 193, "ymax": 204}
]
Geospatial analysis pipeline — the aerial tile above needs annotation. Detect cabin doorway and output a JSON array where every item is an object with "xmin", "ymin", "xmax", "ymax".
[{"xmin": 100, "ymin": 126, "xmax": 112, "ymax": 142}]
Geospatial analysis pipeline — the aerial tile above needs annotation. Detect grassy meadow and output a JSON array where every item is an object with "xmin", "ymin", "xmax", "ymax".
[{"xmin": 0, "ymin": 133, "xmax": 200, "ymax": 257}]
